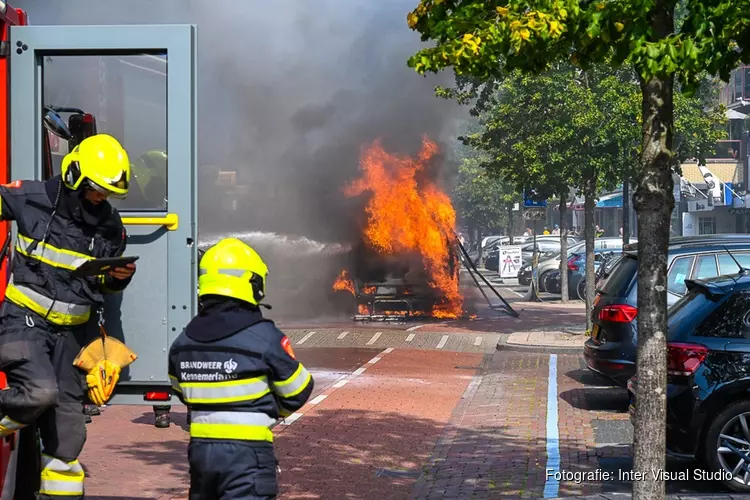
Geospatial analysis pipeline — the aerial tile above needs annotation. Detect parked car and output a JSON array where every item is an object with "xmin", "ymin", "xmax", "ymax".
[
  {"xmin": 545, "ymin": 248, "xmax": 625, "ymax": 296},
  {"xmin": 517, "ymin": 237, "xmax": 629, "ymax": 288},
  {"xmin": 486, "ymin": 236, "xmax": 572, "ymax": 272},
  {"xmin": 584, "ymin": 234, "xmax": 750, "ymax": 387},
  {"xmin": 628, "ymin": 273, "xmax": 750, "ymax": 492}
]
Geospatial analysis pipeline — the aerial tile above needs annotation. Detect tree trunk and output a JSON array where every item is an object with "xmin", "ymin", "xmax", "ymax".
[
  {"xmin": 623, "ymin": 178, "xmax": 630, "ymax": 245},
  {"xmin": 508, "ymin": 203, "xmax": 515, "ymax": 238},
  {"xmin": 583, "ymin": 178, "xmax": 596, "ymax": 332},
  {"xmin": 559, "ymin": 193, "xmax": 569, "ymax": 302},
  {"xmin": 631, "ymin": 66, "xmax": 675, "ymax": 500}
]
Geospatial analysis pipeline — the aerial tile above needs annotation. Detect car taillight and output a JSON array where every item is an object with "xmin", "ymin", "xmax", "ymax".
[
  {"xmin": 144, "ymin": 392, "xmax": 171, "ymax": 402},
  {"xmin": 599, "ymin": 304, "xmax": 638, "ymax": 323},
  {"xmin": 567, "ymin": 255, "xmax": 580, "ymax": 271},
  {"xmin": 667, "ymin": 343, "xmax": 708, "ymax": 376}
]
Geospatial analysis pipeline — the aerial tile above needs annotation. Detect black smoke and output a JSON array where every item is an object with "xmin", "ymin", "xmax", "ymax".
[{"xmin": 17, "ymin": 0, "xmax": 468, "ymax": 318}]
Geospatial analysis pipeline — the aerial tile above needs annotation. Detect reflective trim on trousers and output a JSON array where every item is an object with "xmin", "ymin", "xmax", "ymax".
[
  {"xmin": 189, "ymin": 411, "xmax": 275, "ymax": 442},
  {"xmin": 0, "ymin": 416, "xmax": 25, "ymax": 437},
  {"xmin": 5, "ymin": 280, "xmax": 90, "ymax": 326},
  {"xmin": 180, "ymin": 376, "xmax": 270, "ymax": 404},
  {"xmin": 40, "ymin": 455, "xmax": 84, "ymax": 496},
  {"xmin": 15, "ymin": 234, "xmax": 92, "ymax": 271},
  {"xmin": 272, "ymin": 364, "xmax": 312, "ymax": 398}
]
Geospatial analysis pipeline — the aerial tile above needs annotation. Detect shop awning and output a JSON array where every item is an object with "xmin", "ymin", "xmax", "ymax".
[{"xmin": 596, "ymin": 192, "xmax": 622, "ymax": 208}]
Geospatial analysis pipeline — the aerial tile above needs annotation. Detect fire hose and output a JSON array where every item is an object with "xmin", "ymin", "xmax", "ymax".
[{"xmin": 451, "ymin": 231, "xmax": 519, "ymax": 318}]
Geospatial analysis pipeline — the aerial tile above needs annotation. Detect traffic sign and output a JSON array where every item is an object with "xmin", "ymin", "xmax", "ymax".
[{"xmin": 523, "ymin": 188, "xmax": 547, "ymax": 208}]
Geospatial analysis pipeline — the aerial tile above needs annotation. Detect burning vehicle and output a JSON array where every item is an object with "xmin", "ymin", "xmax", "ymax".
[{"xmin": 332, "ymin": 136, "xmax": 464, "ymax": 321}]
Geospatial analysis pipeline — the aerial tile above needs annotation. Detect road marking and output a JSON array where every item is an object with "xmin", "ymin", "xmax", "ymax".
[
  {"xmin": 309, "ymin": 394, "xmax": 327, "ymax": 406},
  {"xmin": 474, "ymin": 336, "xmax": 483, "ymax": 346},
  {"xmin": 406, "ymin": 324, "xmax": 424, "ymax": 332},
  {"xmin": 405, "ymin": 333, "xmax": 416, "ymax": 342},
  {"xmin": 297, "ymin": 332, "xmax": 316, "ymax": 345},
  {"xmin": 337, "ymin": 331, "xmax": 349, "ymax": 340},
  {"xmin": 436, "ymin": 335, "xmax": 449, "ymax": 349},
  {"xmin": 366, "ymin": 332, "xmax": 382, "ymax": 345},
  {"xmin": 277, "ymin": 347, "xmax": 394, "ymax": 430},
  {"xmin": 503, "ymin": 288, "xmax": 524, "ymax": 298},
  {"xmin": 543, "ymin": 354, "xmax": 560, "ymax": 498}
]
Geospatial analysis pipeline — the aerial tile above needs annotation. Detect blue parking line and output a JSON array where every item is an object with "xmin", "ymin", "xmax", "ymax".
[{"xmin": 543, "ymin": 354, "xmax": 560, "ymax": 498}]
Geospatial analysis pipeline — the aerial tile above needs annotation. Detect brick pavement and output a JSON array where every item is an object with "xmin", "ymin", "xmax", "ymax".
[{"xmin": 410, "ymin": 352, "xmax": 631, "ymax": 499}]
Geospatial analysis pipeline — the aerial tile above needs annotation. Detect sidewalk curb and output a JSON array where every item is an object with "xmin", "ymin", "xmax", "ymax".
[{"xmin": 495, "ymin": 333, "xmax": 587, "ymax": 353}]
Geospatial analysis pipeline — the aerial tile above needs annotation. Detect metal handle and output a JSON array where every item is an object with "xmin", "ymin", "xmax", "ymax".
[{"xmin": 121, "ymin": 213, "xmax": 179, "ymax": 231}]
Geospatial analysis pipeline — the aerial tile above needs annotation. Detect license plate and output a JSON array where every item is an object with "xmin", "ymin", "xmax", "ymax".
[{"xmin": 591, "ymin": 324, "xmax": 600, "ymax": 340}]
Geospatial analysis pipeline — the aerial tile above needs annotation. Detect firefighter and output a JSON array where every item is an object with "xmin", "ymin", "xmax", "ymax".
[
  {"xmin": 0, "ymin": 133, "xmax": 136, "ymax": 499},
  {"xmin": 168, "ymin": 238, "xmax": 314, "ymax": 499}
]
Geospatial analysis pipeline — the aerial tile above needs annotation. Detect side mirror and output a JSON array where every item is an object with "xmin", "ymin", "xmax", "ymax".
[
  {"xmin": 68, "ymin": 113, "xmax": 97, "ymax": 149},
  {"xmin": 43, "ymin": 107, "xmax": 74, "ymax": 141}
]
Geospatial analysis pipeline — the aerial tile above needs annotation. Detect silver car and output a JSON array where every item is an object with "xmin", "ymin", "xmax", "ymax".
[{"xmin": 518, "ymin": 237, "xmax": 636, "ymax": 291}]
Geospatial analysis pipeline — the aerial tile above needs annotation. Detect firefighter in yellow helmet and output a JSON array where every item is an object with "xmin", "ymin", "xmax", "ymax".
[
  {"xmin": 0, "ymin": 133, "xmax": 137, "ymax": 499},
  {"xmin": 168, "ymin": 238, "xmax": 314, "ymax": 499},
  {"xmin": 129, "ymin": 149, "xmax": 167, "ymax": 210}
]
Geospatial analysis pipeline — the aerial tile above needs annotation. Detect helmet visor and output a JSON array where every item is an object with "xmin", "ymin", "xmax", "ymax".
[{"xmin": 86, "ymin": 171, "xmax": 129, "ymax": 199}]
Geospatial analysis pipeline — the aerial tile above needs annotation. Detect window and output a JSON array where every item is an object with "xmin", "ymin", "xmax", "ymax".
[
  {"xmin": 718, "ymin": 252, "xmax": 750, "ymax": 275},
  {"xmin": 667, "ymin": 256, "xmax": 695, "ymax": 295},
  {"xmin": 600, "ymin": 255, "xmax": 637, "ymax": 296},
  {"xmin": 698, "ymin": 217, "xmax": 716, "ymax": 235},
  {"xmin": 695, "ymin": 291, "xmax": 750, "ymax": 339},
  {"xmin": 693, "ymin": 255, "xmax": 719, "ymax": 280},
  {"xmin": 43, "ymin": 54, "xmax": 167, "ymax": 211}
]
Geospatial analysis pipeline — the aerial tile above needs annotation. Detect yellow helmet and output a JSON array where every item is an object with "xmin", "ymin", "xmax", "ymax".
[
  {"xmin": 61, "ymin": 134, "xmax": 130, "ymax": 198},
  {"xmin": 198, "ymin": 238, "xmax": 269, "ymax": 306}
]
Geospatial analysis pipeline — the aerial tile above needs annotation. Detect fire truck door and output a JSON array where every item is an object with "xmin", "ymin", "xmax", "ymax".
[{"xmin": 8, "ymin": 25, "xmax": 198, "ymax": 405}]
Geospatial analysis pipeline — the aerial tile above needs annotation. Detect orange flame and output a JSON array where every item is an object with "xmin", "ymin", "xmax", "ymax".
[
  {"xmin": 344, "ymin": 136, "xmax": 462, "ymax": 318},
  {"xmin": 358, "ymin": 304, "xmax": 370, "ymax": 315},
  {"xmin": 333, "ymin": 269, "xmax": 355, "ymax": 295},
  {"xmin": 362, "ymin": 285, "xmax": 377, "ymax": 294}
]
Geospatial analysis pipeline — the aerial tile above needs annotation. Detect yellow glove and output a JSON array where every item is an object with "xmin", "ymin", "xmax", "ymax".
[{"xmin": 86, "ymin": 360, "xmax": 121, "ymax": 406}]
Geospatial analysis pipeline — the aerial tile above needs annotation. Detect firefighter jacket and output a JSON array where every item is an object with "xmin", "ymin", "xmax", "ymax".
[
  {"xmin": 168, "ymin": 299, "xmax": 314, "ymax": 443},
  {"xmin": 0, "ymin": 176, "xmax": 132, "ymax": 326}
]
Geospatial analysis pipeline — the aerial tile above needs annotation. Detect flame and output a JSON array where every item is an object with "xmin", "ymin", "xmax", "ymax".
[
  {"xmin": 344, "ymin": 136, "xmax": 462, "ymax": 318},
  {"xmin": 333, "ymin": 269, "xmax": 355, "ymax": 295},
  {"xmin": 358, "ymin": 304, "xmax": 370, "ymax": 314},
  {"xmin": 363, "ymin": 285, "xmax": 377, "ymax": 294}
]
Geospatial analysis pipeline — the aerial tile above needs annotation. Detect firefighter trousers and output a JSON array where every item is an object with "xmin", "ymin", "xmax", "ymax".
[
  {"xmin": 188, "ymin": 439, "xmax": 278, "ymax": 500},
  {"xmin": 0, "ymin": 302, "xmax": 87, "ymax": 499}
]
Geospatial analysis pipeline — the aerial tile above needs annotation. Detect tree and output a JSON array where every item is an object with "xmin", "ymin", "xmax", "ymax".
[
  {"xmin": 453, "ymin": 154, "xmax": 520, "ymax": 257},
  {"xmin": 405, "ymin": 1, "xmax": 741, "ymax": 496}
]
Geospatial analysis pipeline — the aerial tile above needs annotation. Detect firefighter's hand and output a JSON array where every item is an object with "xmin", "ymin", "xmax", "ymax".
[{"xmin": 108, "ymin": 263, "xmax": 135, "ymax": 280}]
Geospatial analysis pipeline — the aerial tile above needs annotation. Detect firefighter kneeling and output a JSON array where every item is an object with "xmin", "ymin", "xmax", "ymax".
[{"xmin": 169, "ymin": 238, "xmax": 314, "ymax": 499}]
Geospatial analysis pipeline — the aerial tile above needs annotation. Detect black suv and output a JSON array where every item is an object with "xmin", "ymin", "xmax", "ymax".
[
  {"xmin": 584, "ymin": 235, "xmax": 750, "ymax": 387},
  {"xmin": 628, "ymin": 272, "xmax": 750, "ymax": 492}
]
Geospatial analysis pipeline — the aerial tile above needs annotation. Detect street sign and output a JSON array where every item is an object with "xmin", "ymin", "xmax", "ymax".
[
  {"xmin": 523, "ymin": 188, "xmax": 547, "ymax": 208},
  {"xmin": 523, "ymin": 208, "xmax": 546, "ymax": 220},
  {"xmin": 498, "ymin": 245, "xmax": 523, "ymax": 278}
]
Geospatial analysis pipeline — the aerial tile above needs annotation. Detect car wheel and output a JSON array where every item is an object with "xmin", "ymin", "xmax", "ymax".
[
  {"xmin": 518, "ymin": 274, "xmax": 530, "ymax": 286},
  {"xmin": 703, "ymin": 399, "xmax": 750, "ymax": 493},
  {"xmin": 576, "ymin": 277, "xmax": 586, "ymax": 301},
  {"xmin": 538, "ymin": 272, "xmax": 550, "ymax": 292}
]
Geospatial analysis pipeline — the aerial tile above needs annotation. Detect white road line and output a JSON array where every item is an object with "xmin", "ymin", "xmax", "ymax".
[
  {"xmin": 543, "ymin": 354, "xmax": 560, "ymax": 498},
  {"xmin": 406, "ymin": 324, "xmax": 424, "ymax": 332},
  {"xmin": 280, "ymin": 413, "xmax": 302, "ymax": 425},
  {"xmin": 309, "ymin": 394, "xmax": 328, "ymax": 406},
  {"xmin": 436, "ymin": 335, "xmax": 449, "ymax": 349},
  {"xmin": 332, "ymin": 380, "xmax": 348, "ymax": 389},
  {"xmin": 503, "ymin": 287, "xmax": 524, "ymax": 298},
  {"xmin": 352, "ymin": 367, "xmax": 367, "ymax": 376},
  {"xmin": 337, "ymin": 331, "xmax": 349, "ymax": 340},
  {"xmin": 405, "ymin": 333, "xmax": 416, "ymax": 342},
  {"xmin": 297, "ymin": 332, "xmax": 316, "ymax": 345},
  {"xmin": 368, "ymin": 357, "xmax": 382, "ymax": 365},
  {"xmin": 366, "ymin": 332, "xmax": 382, "ymax": 345},
  {"xmin": 474, "ymin": 336, "xmax": 483, "ymax": 346},
  {"xmin": 384, "ymin": 347, "xmax": 394, "ymax": 353}
]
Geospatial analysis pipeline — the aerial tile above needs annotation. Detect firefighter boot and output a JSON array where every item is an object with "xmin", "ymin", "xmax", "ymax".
[{"xmin": 153, "ymin": 405, "xmax": 171, "ymax": 428}]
